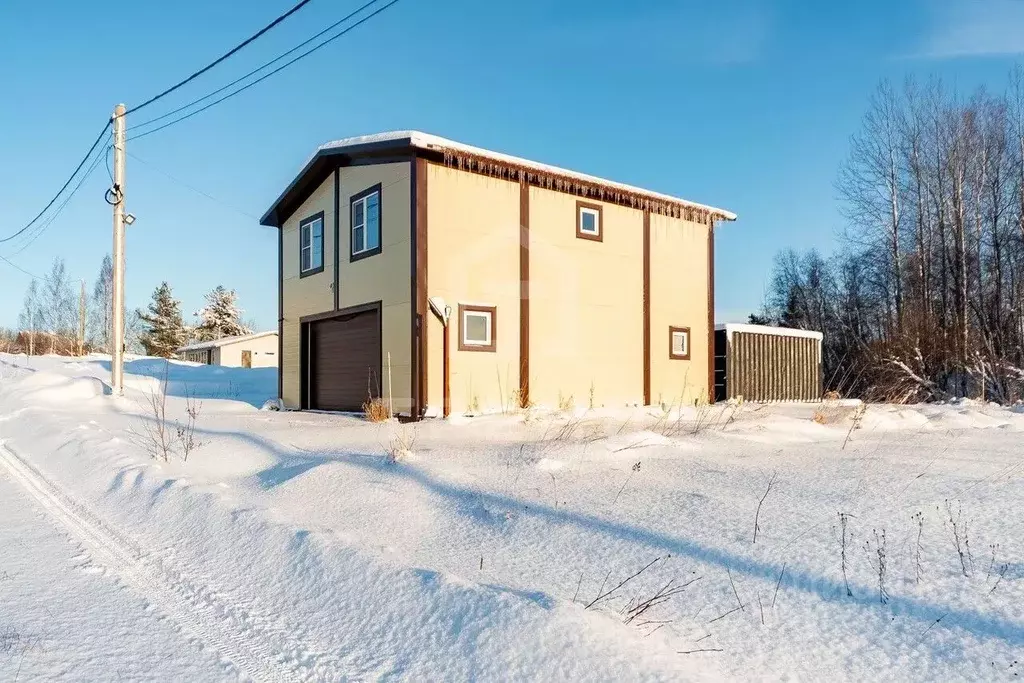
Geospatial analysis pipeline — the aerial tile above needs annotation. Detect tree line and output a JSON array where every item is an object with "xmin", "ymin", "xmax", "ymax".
[
  {"xmin": 758, "ymin": 70, "xmax": 1024, "ymax": 404},
  {"xmin": 6, "ymin": 255, "xmax": 254, "ymax": 359}
]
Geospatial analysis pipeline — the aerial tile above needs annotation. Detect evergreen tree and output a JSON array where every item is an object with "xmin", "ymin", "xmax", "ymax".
[
  {"xmin": 137, "ymin": 282, "xmax": 187, "ymax": 358},
  {"xmin": 193, "ymin": 286, "xmax": 251, "ymax": 341},
  {"xmin": 88, "ymin": 254, "xmax": 113, "ymax": 352}
]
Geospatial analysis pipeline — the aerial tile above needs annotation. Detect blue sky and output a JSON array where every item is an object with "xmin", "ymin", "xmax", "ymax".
[{"xmin": 2, "ymin": 0, "xmax": 1023, "ymax": 330}]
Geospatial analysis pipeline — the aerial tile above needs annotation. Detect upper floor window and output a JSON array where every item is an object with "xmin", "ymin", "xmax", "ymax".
[
  {"xmin": 351, "ymin": 184, "xmax": 382, "ymax": 261},
  {"xmin": 576, "ymin": 201, "xmax": 603, "ymax": 242},
  {"xmin": 300, "ymin": 212, "xmax": 325, "ymax": 276}
]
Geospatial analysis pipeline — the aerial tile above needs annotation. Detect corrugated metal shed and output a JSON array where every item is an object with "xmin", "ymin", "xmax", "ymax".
[{"xmin": 714, "ymin": 324, "xmax": 823, "ymax": 402}]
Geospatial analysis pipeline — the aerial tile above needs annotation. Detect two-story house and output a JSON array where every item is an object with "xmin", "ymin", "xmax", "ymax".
[{"xmin": 259, "ymin": 131, "xmax": 736, "ymax": 417}]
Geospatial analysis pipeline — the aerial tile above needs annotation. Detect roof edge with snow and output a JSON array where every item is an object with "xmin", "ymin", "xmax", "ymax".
[
  {"xmin": 176, "ymin": 330, "xmax": 278, "ymax": 353},
  {"xmin": 260, "ymin": 131, "xmax": 736, "ymax": 227},
  {"xmin": 715, "ymin": 323, "xmax": 824, "ymax": 341}
]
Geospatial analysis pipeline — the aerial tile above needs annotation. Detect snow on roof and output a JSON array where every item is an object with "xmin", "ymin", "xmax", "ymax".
[
  {"xmin": 177, "ymin": 331, "xmax": 278, "ymax": 353},
  {"xmin": 715, "ymin": 323, "xmax": 823, "ymax": 341},
  {"xmin": 310, "ymin": 131, "xmax": 737, "ymax": 221}
]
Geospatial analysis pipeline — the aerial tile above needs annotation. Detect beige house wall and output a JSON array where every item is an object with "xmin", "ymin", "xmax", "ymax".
[
  {"xmin": 422, "ymin": 165, "xmax": 710, "ymax": 414},
  {"xmin": 217, "ymin": 334, "xmax": 279, "ymax": 368},
  {"xmin": 281, "ymin": 173, "xmax": 335, "ymax": 408},
  {"xmin": 425, "ymin": 164, "xmax": 521, "ymax": 414},
  {"xmin": 280, "ymin": 162, "xmax": 412, "ymax": 411},
  {"xmin": 277, "ymin": 156, "xmax": 715, "ymax": 415},
  {"xmin": 337, "ymin": 163, "xmax": 413, "ymax": 413},
  {"xmin": 528, "ymin": 188, "xmax": 644, "ymax": 409},
  {"xmin": 649, "ymin": 213, "xmax": 711, "ymax": 405}
]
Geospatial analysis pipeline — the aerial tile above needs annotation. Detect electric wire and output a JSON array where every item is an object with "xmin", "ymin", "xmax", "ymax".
[
  {"xmin": 8, "ymin": 146, "xmax": 108, "ymax": 259},
  {"xmin": 131, "ymin": 0, "xmax": 400, "ymax": 141},
  {"xmin": 127, "ymin": 151, "xmax": 261, "ymax": 221},
  {"xmin": 1, "ymin": 0, "xmax": 317, "ymax": 247},
  {"xmin": 0, "ymin": 120, "xmax": 111, "ymax": 244},
  {"xmin": 128, "ymin": 0, "xmax": 383, "ymax": 133},
  {"xmin": 123, "ymin": 0, "xmax": 315, "ymax": 116}
]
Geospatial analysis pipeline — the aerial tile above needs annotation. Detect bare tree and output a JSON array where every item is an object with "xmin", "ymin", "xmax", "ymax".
[{"xmin": 763, "ymin": 69, "xmax": 1024, "ymax": 403}]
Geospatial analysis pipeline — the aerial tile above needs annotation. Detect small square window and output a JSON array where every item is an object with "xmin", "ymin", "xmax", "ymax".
[
  {"xmin": 576, "ymin": 201, "xmax": 603, "ymax": 241},
  {"xmin": 669, "ymin": 326, "xmax": 690, "ymax": 360},
  {"xmin": 299, "ymin": 213, "xmax": 325, "ymax": 276},
  {"xmin": 459, "ymin": 304, "xmax": 496, "ymax": 352}
]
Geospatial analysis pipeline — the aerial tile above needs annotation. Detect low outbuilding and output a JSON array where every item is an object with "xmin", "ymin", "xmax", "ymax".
[
  {"xmin": 714, "ymin": 324, "xmax": 823, "ymax": 402},
  {"xmin": 177, "ymin": 331, "xmax": 279, "ymax": 368}
]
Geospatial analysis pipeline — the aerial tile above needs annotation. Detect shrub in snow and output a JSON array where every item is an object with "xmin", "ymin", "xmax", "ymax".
[
  {"xmin": 129, "ymin": 361, "xmax": 204, "ymax": 462},
  {"xmin": 129, "ymin": 361, "xmax": 176, "ymax": 461},
  {"xmin": 363, "ymin": 397, "xmax": 391, "ymax": 423}
]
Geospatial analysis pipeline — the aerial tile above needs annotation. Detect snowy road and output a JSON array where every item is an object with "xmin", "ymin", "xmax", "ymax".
[
  {"xmin": 0, "ymin": 451, "xmax": 233, "ymax": 680},
  {"xmin": 0, "ymin": 441, "xmax": 313, "ymax": 682}
]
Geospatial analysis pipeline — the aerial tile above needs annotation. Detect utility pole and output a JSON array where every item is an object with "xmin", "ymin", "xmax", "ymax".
[
  {"xmin": 111, "ymin": 104, "xmax": 126, "ymax": 394},
  {"xmin": 28, "ymin": 309, "xmax": 34, "ymax": 357},
  {"xmin": 79, "ymin": 279, "xmax": 86, "ymax": 356}
]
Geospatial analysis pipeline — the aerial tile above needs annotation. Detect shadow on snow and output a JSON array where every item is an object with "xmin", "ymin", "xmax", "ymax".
[
  {"xmin": 148, "ymin": 419, "xmax": 1024, "ymax": 652},
  {"xmin": 95, "ymin": 358, "xmax": 276, "ymax": 408}
]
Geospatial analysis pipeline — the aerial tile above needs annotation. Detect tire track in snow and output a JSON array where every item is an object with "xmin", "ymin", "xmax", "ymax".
[{"xmin": 0, "ymin": 441, "xmax": 325, "ymax": 683}]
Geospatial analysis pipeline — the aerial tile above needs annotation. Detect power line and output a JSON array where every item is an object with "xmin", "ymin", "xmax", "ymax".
[
  {"xmin": 123, "ymin": 0, "xmax": 315, "ymax": 116},
  {"xmin": 105, "ymin": 144, "xmax": 114, "ymax": 183},
  {"xmin": 6, "ymin": 145, "xmax": 108, "ymax": 258},
  {"xmin": 129, "ymin": 0, "xmax": 383, "ymax": 133},
  {"xmin": 0, "ymin": 120, "xmax": 111, "ymax": 244},
  {"xmin": 127, "ymin": 151, "xmax": 262, "ymax": 221},
  {"xmin": 1, "ymin": 1, "xmax": 316, "ymax": 247},
  {"xmin": 0, "ymin": 252, "xmax": 43, "ymax": 280},
  {"xmin": 131, "ymin": 0, "xmax": 400, "ymax": 141}
]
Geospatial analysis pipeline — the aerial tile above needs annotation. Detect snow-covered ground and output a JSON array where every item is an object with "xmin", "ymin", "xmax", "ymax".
[{"xmin": 1, "ymin": 353, "xmax": 1023, "ymax": 681}]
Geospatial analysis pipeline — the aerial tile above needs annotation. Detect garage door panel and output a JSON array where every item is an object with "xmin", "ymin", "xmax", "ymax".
[{"xmin": 309, "ymin": 308, "xmax": 381, "ymax": 411}]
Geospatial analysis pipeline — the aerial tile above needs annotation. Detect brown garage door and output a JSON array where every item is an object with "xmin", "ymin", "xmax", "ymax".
[{"xmin": 307, "ymin": 307, "xmax": 381, "ymax": 412}]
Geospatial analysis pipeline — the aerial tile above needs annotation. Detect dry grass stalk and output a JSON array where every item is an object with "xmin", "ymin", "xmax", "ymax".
[
  {"xmin": 386, "ymin": 425, "xmax": 417, "ymax": 463},
  {"xmin": 752, "ymin": 472, "xmax": 779, "ymax": 544},
  {"xmin": 585, "ymin": 556, "xmax": 666, "ymax": 610},
  {"xmin": 363, "ymin": 397, "xmax": 391, "ymax": 423}
]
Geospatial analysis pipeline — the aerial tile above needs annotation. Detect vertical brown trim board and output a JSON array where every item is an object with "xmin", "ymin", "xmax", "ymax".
[
  {"xmin": 707, "ymin": 218, "xmax": 716, "ymax": 403},
  {"xmin": 519, "ymin": 180, "xmax": 530, "ymax": 408},
  {"xmin": 642, "ymin": 209, "xmax": 651, "ymax": 405},
  {"xmin": 410, "ymin": 157, "xmax": 429, "ymax": 419},
  {"xmin": 442, "ymin": 324, "xmax": 451, "ymax": 417},
  {"xmin": 409, "ymin": 159, "xmax": 418, "ymax": 418},
  {"xmin": 277, "ymin": 225, "xmax": 284, "ymax": 401},
  {"xmin": 417, "ymin": 158, "xmax": 429, "ymax": 417},
  {"xmin": 333, "ymin": 167, "xmax": 340, "ymax": 311}
]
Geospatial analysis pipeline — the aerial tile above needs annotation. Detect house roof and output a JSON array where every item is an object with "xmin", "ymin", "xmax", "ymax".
[
  {"xmin": 176, "ymin": 330, "xmax": 278, "ymax": 353},
  {"xmin": 259, "ymin": 130, "xmax": 737, "ymax": 227},
  {"xmin": 715, "ymin": 323, "xmax": 823, "ymax": 341}
]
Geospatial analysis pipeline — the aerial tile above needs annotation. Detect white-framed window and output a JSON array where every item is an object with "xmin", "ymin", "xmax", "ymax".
[
  {"xmin": 576, "ymin": 201, "xmax": 603, "ymax": 241},
  {"xmin": 351, "ymin": 185, "xmax": 382, "ymax": 259},
  {"xmin": 669, "ymin": 326, "xmax": 691, "ymax": 360},
  {"xmin": 300, "ymin": 213, "xmax": 324, "ymax": 275},
  {"xmin": 459, "ymin": 304, "xmax": 496, "ymax": 352}
]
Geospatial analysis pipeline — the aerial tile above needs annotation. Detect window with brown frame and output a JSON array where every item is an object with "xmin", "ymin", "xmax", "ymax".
[
  {"xmin": 459, "ymin": 304, "xmax": 496, "ymax": 352},
  {"xmin": 299, "ymin": 211, "xmax": 325, "ymax": 277},
  {"xmin": 576, "ymin": 201, "xmax": 603, "ymax": 242},
  {"xmin": 669, "ymin": 326, "xmax": 691, "ymax": 360}
]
